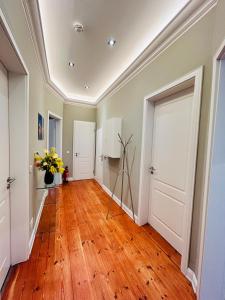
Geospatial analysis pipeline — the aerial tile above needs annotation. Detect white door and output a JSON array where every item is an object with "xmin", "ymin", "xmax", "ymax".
[
  {"xmin": 149, "ymin": 92, "xmax": 196, "ymax": 254},
  {"xmin": 95, "ymin": 128, "xmax": 103, "ymax": 184},
  {"xmin": 0, "ymin": 62, "xmax": 10, "ymax": 289},
  {"xmin": 73, "ymin": 121, "xmax": 96, "ymax": 180}
]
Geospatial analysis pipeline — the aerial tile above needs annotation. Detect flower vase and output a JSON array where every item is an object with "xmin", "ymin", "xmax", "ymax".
[{"xmin": 44, "ymin": 170, "xmax": 54, "ymax": 185}]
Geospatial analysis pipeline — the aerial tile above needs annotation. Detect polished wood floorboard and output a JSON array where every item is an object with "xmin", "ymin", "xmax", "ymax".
[{"xmin": 2, "ymin": 180, "xmax": 196, "ymax": 299}]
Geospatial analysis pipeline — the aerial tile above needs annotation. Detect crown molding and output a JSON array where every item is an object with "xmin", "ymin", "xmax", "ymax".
[
  {"xmin": 21, "ymin": 0, "xmax": 45, "ymax": 80},
  {"xmin": 97, "ymin": 0, "xmax": 218, "ymax": 104},
  {"xmin": 45, "ymin": 83, "xmax": 65, "ymax": 103},
  {"xmin": 22, "ymin": 0, "xmax": 217, "ymax": 107},
  {"xmin": 22, "ymin": 0, "xmax": 97, "ymax": 105},
  {"xmin": 64, "ymin": 101, "xmax": 97, "ymax": 109}
]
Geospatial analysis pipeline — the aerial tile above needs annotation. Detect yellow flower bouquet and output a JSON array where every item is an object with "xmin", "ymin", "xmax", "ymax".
[{"xmin": 34, "ymin": 147, "xmax": 64, "ymax": 184}]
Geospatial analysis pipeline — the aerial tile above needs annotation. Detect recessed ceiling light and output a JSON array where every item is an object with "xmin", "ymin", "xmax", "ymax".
[
  {"xmin": 73, "ymin": 23, "xmax": 84, "ymax": 32},
  {"xmin": 69, "ymin": 62, "xmax": 75, "ymax": 68},
  {"xmin": 84, "ymin": 85, "xmax": 89, "ymax": 89},
  {"xmin": 107, "ymin": 38, "xmax": 116, "ymax": 47}
]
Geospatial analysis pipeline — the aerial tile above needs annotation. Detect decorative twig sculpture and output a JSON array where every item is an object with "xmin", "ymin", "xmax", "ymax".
[{"xmin": 106, "ymin": 133, "xmax": 135, "ymax": 223}]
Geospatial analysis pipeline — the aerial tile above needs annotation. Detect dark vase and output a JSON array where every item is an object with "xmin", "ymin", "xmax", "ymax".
[{"xmin": 44, "ymin": 170, "xmax": 54, "ymax": 185}]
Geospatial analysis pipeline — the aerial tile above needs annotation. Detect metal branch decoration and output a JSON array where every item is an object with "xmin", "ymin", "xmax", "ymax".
[{"xmin": 106, "ymin": 133, "xmax": 135, "ymax": 223}]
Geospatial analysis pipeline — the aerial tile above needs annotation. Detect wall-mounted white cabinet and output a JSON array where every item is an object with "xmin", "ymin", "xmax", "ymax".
[{"xmin": 103, "ymin": 117, "xmax": 122, "ymax": 158}]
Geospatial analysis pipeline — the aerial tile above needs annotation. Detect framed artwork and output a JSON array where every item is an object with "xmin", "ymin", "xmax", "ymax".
[{"xmin": 38, "ymin": 113, "xmax": 44, "ymax": 140}]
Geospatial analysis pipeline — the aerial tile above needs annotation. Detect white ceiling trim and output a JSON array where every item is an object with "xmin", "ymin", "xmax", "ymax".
[
  {"xmin": 21, "ymin": 0, "xmax": 46, "ymax": 82},
  {"xmin": 45, "ymin": 82, "xmax": 95, "ymax": 108},
  {"xmin": 64, "ymin": 100, "xmax": 97, "ymax": 109},
  {"xmin": 97, "ymin": 0, "xmax": 218, "ymax": 104},
  {"xmin": 23, "ymin": 0, "xmax": 217, "ymax": 107}
]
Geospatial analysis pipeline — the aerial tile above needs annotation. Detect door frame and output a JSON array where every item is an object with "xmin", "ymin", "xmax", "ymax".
[
  {"xmin": 0, "ymin": 8, "xmax": 30, "ymax": 265},
  {"xmin": 73, "ymin": 120, "xmax": 96, "ymax": 180},
  {"xmin": 198, "ymin": 39, "xmax": 225, "ymax": 297},
  {"xmin": 47, "ymin": 111, "xmax": 63, "ymax": 157},
  {"xmin": 138, "ymin": 67, "xmax": 203, "ymax": 278},
  {"xmin": 95, "ymin": 127, "xmax": 103, "ymax": 185}
]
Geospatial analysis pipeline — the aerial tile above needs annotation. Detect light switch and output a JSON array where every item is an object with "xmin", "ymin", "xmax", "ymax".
[{"xmin": 66, "ymin": 150, "xmax": 70, "ymax": 154}]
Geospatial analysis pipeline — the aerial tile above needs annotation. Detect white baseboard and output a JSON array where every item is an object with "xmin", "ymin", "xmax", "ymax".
[
  {"xmin": 99, "ymin": 181, "xmax": 197, "ymax": 294},
  {"xmin": 186, "ymin": 268, "xmax": 198, "ymax": 294},
  {"xmin": 68, "ymin": 177, "xmax": 74, "ymax": 182},
  {"xmin": 68, "ymin": 177, "xmax": 95, "ymax": 182},
  {"xmin": 101, "ymin": 183, "xmax": 139, "ymax": 224},
  {"xmin": 94, "ymin": 176, "xmax": 102, "ymax": 186},
  {"xmin": 28, "ymin": 190, "xmax": 48, "ymax": 255}
]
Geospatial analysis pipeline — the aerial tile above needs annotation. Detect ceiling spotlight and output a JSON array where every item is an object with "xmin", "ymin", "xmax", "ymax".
[
  {"xmin": 107, "ymin": 38, "xmax": 116, "ymax": 47},
  {"xmin": 69, "ymin": 62, "xmax": 75, "ymax": 68},
  {"xmin": 73, "ymin": 23, "xmax": 84, "ymax": 32},
  {"xmin": 84, "ymin": 85, "xmax": 89, "ymax": 89}
]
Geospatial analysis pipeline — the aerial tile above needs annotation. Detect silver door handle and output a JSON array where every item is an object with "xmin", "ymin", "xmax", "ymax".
[
  {"xmin": 7, "ymin": 177, "xmax": 16, "ymax": 184},
  {"xmin": 7, "ymin": 177, "xmax": 16, "ymax": 189},
  {"xmin": 149, "ymin": 166, "xmax": 156, "ymax": 174}
]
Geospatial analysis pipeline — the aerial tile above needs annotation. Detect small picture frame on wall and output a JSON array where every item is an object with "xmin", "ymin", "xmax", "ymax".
[{"xmin": 38, "ymin": 113, "xmax": 44, "ymax": 140}]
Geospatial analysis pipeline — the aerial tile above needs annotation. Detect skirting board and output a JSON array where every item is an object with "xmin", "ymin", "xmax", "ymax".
[
  {"xmin": 68, "ymin": 177, "xmax": 96, "ymax": 182},
  {"xmin": 28, "ymin": 190, "xmax": 48, "ymax": 255},
  {"xmin": 101, "ymin": 180, "xmax": 197, "ymax": 293},
  {"xmin": 68, "ymin": 177, "xmax": 75, "ymax": 182},
  {"xmin": 186, "ymin": 268, "xmax": 198, "ymax": 294},
  {"xmin": 101, "ymin": 183, "xmax": 139, "ymax": 224}
]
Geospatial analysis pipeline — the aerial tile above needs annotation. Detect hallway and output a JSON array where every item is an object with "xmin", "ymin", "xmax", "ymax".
[{"xmin": 2, "ymin": 180, "xmax": 195, "ymax": 300}]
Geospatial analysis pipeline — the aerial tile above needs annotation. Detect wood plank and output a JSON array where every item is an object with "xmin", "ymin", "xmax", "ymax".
[
  {"xmin": 2, "ymin": 179, "xmax": 196, "ymax": 300},
  {"xmin": 143, "ymin": 225, "xmax": 181, "ymax": 268}
]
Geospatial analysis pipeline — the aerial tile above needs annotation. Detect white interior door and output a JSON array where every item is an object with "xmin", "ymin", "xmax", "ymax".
[
  {"xmin": 0, "ymin": 62, "xmax": 10, "ymax": 289},
  {"xmin": 149, "ymin": 92, "xmax": 196, "ymax": 254},
  {"xmin": 73, "ymin": 121, "xmax": 96, "ymax": 180},
  {"xmin": 95, "ymin": 128, "xmax": 103, "ymax": 184}
]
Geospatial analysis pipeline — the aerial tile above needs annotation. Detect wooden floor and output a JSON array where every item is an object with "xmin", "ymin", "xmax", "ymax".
[{"xmin": 2, "ymin": 180, "xmax": 196, "ymax": 300}]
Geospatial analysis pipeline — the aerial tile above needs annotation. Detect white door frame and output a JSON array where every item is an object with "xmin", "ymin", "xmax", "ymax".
[
  {"xmin": 95, "ymin": 127, "xmax": 103, "ymax": 185},
  {"xmin": 198, "ymin": 39, "xmax": 225, "ymax": 297},
  {"xmin": 0, "ymin": 9, "xmax": 30, "ymax": 265},
  {"xmin": 138, "ymin": 67, "xmax": 203, "ymax": 278},
  {"xmin": 47, "ymin": 111, "xmax": 63, "ymax": 157}
]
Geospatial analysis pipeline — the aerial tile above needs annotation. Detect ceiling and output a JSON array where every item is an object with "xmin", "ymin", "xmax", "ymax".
[{"xmin": 32, "ymin": 0, "xmax": 207, "ymax": 104}]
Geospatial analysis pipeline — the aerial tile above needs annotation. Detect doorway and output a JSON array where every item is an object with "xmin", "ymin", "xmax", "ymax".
[
  {"xmin": 47, "ymin": 111, "xmax": 63, "ymax": 184},
  {"xmin": 199, "ymin": 43, "xmax": 225, "ymax": 300},
  {"xmin": 95, "ymin": 128, "xmax": 103, "ymax": 185},
  {"xmin": 0, "ymin": 8, "xmax": 29, "ymax": 290},
  {"xmin": 149, "ymin": 90, "xmax": 194, "ymax": 254},
  {"xmin": 73, "ymin": 121, "xmax": 96, "ymax": 180},
  {"xmin": 138, "ymin": 67, "xmax": 203, "ymax": 278},
  {"xmin": 49, "ymin": 117, "xmax": 57, "ymax": 149},
  {"xmin": 0, "ymin": 62, "xmax": 11, "ymax": 289}
]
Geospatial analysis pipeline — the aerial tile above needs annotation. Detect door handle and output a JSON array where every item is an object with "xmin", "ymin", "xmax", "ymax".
[
  {"xmin": 7, "ymin": 177, "xmax": 16, "ymax": 189},
  {"xmin": 149, "ymin": 166, "xmax": 156, "ymax": 174},
  {"xmin": 75, "ymin": 153, "xmax": 80, "ymax": 157}
]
